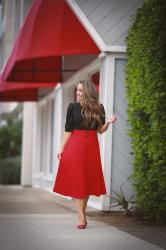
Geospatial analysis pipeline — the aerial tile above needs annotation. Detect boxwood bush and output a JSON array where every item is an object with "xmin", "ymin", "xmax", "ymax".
[{"xmin": 125, "ymin": 0, "xmax": 166, "ymax": 221}]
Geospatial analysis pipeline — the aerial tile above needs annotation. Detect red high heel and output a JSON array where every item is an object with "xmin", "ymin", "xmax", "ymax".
[{"xmin": 77, "ymin": 221, "xmax": 87, "ymax": 229}]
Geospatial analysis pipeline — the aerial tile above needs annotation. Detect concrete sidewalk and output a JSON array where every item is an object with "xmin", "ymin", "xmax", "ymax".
[{"xmin": 0, "ymin": 185, "xmax": 165, "ymax": 250}]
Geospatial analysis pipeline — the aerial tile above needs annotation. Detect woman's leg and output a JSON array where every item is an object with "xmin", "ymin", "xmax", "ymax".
[{"xmin": 75, "ymin": 195, "xmax": 89, "ymax": 224}]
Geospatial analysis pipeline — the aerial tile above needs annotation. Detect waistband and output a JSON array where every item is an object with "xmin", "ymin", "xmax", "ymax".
[{"xmin": 72, "ymin": 130, "xmax": 97, "ymax": 137}]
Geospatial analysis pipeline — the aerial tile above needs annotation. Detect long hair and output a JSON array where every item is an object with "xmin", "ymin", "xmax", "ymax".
[{"xmin": 78, "ymin": 80, "xmax": 104, "ymax": 129}]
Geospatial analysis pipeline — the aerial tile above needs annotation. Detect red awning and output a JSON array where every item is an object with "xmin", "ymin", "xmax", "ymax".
[{"xmin": 0, "ymin": 0, "xmax": 100, "ymax": 102}]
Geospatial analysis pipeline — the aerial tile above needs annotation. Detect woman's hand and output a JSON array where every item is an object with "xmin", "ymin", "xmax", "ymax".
[
  {"xmin": 98, "ymin": 114, "xmax": 118, "ymax": 134},
  {"xmin": 57, "ymin": 149, "xmax": 63, "ymax": 160},
  {"xmin": 106, "ymin": 114, "xmax": 117, "ymax": 124},
  {"xmin": 57, "ymin": 131, "xmax": 72, "ymax": 160}
]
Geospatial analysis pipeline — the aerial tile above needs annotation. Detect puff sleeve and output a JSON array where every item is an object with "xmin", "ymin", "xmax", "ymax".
[
  {"xmin": 65, "ymin": 103, "xmax": 74, "ymax": 132},
  {"xmin": 100, "ymin": 104, "xmax": 106, "ymax": 125}
]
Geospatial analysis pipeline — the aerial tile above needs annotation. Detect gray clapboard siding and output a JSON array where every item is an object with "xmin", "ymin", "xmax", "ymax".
[
  {"xmin": 88, "ymin": 0, "xmax": 122, "ymax": 25},
  {"xmin": 96, "ymin": 0, "xmax": 138, "ymax": 36},
  {"xmin": 104, "ymin": 0, "xmax": 143, "ymax": 45},
  {"xmin": 111, "ymin": 59, "xmax": 134, "ymax": 201},
  {"xmin": 76, "ymin": 0, "xmax": 88, "ymax": 7},
  {"xmin": 78, "ymin": 0, "xmax": 105, "ymax": 16},
  {"xmin": 75, "ymin": 0, "xmax": 144, "ymax": 46}
]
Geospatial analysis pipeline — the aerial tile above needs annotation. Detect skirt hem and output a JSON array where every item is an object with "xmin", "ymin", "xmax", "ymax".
[{"xmin": 53, "ymin": 190, "xmax": 107, "ymax": 199}]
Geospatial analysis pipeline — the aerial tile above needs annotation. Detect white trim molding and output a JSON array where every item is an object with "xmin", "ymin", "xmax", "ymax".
[
  {"xmin": 98, "ymin": 52, "xmax": 116, "ymax": 211},
  {"xmin": 105, "ymin": 46, "xmax": 126, "ymax": 53}
]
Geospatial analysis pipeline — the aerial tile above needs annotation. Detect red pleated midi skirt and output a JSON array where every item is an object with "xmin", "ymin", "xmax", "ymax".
[{"xmin": 53, "ymin": 130, "xmax": 107, "ymax": 199}]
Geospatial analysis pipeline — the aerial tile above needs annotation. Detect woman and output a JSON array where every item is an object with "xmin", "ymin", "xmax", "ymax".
[{"xmin": 53, "ymin": 80, "xmax": 117, "ymax": 229}]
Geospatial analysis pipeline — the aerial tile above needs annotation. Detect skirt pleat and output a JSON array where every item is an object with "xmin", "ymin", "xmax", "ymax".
[{"xmin": 53, "ymin": 130, "xmax": 107, "ymax": 199}]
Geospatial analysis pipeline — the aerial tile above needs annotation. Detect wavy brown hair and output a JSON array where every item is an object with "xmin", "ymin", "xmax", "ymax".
[{"xmin": 78, "ymin": 80, "xmax": 104, "ymax": 129}]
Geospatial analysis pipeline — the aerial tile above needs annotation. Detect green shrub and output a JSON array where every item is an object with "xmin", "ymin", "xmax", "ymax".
[
  {"xmin": 0, "ymin": 119, "xmax": 22, "ymax": 158},
  {"xmin": 125, "ymin": 0, "xmax": 166, "ymax": 221},
  {"xmin": 0, "ymin": 106, "xmax": 22, "ymax": 184},
  {"xmin": 0, "ymin": 156, "xmax": 21, "ymax": 184}
]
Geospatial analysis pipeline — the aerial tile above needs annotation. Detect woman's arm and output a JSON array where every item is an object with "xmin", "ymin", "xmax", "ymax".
[
  {"xmin": 57, "ymin": 102, "xmax": 74, "ymax": 159},
  {"xmin": 57, "ymin": 131, "xmax": 72, "ymax": 160},
  {"xmin": 98, "ymin": 114, "xmax": 117, "ymax": 134}
]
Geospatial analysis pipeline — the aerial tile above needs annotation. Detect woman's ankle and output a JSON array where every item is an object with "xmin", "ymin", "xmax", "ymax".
[{"xmin": 78, "ymin": 213, "xmax": 86, "ymax": 220}]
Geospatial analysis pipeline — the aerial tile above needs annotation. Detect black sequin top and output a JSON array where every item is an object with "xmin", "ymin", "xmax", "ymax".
[{"xmin": 65, "ymin": 102, "xmax": 106, "ymax": 132}]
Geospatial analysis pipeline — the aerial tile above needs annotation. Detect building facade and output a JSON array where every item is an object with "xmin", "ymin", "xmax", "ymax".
[{"xmin": 1, "ymin": 0, "xmax": 144, "ymax": 211}]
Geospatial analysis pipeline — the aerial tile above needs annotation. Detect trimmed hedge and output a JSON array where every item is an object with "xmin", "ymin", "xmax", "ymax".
[{"xmin": 125, "ymin": 0, "xmax": 166, "ymax": 221}]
